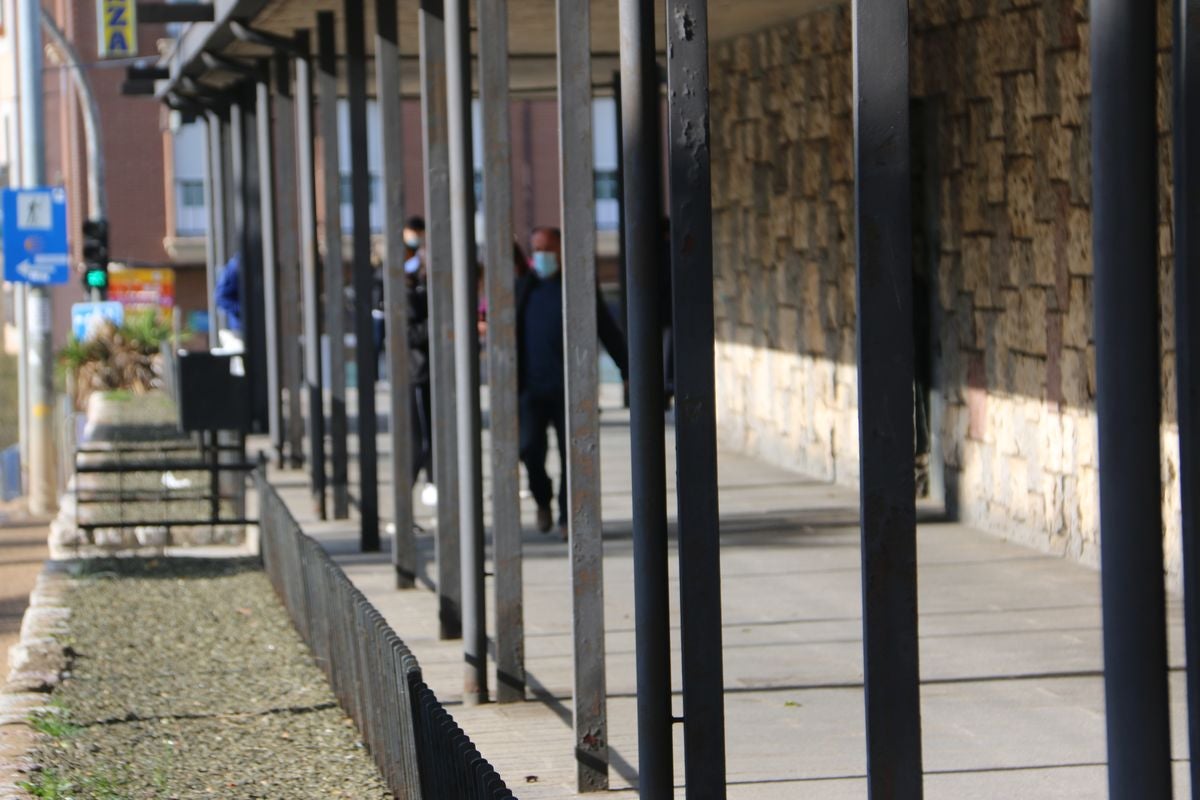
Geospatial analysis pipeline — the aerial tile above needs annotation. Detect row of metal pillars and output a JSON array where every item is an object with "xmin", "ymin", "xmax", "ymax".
[{"xmin": 183, "ymin": 0, "xmax": 1200, "ymax": 797}]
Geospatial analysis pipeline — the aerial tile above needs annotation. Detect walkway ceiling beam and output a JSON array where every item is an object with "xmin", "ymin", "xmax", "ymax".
[
  {"xmin": 138, "ymin": 2, "xmax": 214, "ymax": 24},
  {"xmin": 230, "ymin": 21, "xmax": 303, "ymax": 56}
]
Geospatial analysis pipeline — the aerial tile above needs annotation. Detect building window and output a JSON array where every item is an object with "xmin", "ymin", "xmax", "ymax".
[
  {"xmin": 595, "ymin": 169, "xmax": 619, "ymax": 231},
  {"xmin": 175, "ymin": 178, "xmax": 206, "ymax": 236},
  {"xmin": 340, "ymin": 173, "xmax": 383, "ymax": 233}
]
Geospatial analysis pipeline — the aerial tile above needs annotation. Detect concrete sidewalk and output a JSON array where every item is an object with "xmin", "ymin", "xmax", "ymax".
[{"xmin": 261, "ymin": 388, "xmax": 1191, "ymax": 798}]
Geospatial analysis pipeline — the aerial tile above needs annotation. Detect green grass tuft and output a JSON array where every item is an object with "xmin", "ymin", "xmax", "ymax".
[
  {"xmin": 20, "ymin": 770, "xmax": 125, "ymax": 800},
  {"xmin": 27, "ymin": 708, "xmax": 81, "ymax": 739}
]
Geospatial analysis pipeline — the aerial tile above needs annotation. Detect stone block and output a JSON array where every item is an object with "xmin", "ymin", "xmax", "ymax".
[
  {"xmin": 1069, "ymin": 101, "xmax": 1092, "ymax": 204},
  {"xmin": 1066, "ymin": 205, "xmax": 1092, "ymax": 275},
  {"xmin": 1007, "ymin": 156, "xmax": 1036, "ymax": 239},
  {"xmin": 961, "ymin": 170, "xmax": 990, "ymax": 234},
  {"xmin": 1004, "ymin": 73, "xmax": 1036, "ymax": 156},
  {"xmin": 1060, "ymin": 346, "xmax": 1089, "ymax": 407},
  {"xmin": 998, "ymin": 9, "xmax": 1039, "ymax": 73},
  {"xmin": 1056, "ymin": 50, "xmax": 1086, "ymax": 128},
  {"xmin": 985, "ymin": 140, "xmax": 1006, "ymax": 204}
]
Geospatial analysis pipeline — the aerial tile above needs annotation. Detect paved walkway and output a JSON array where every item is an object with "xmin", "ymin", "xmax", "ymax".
[
  {"xmin": 0, "ymin": 509, "xmax": 47, "ymax": 669},
  {"xmin": 260, "ymin": 387, "xmax": 1191, "ymax": 798}
]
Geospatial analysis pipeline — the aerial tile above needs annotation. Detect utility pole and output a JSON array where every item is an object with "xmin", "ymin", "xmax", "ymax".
[
  {"xmin": 41, "ymin": 10, "xmax": 108, "ymax": 302},
  {"xmin": 18, "ymin": 0, "xmax": 56, "ymax": 515}
]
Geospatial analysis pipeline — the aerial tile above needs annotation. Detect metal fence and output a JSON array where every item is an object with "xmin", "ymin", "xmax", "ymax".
[{"xmin": 255, "ymin": 471, "xmax": 515, "ymax": 800}]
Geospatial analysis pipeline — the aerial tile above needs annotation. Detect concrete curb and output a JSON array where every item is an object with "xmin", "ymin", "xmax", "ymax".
[{"xmin": 0, "ymin": 562, "xmax": 73, "ymax": 799}]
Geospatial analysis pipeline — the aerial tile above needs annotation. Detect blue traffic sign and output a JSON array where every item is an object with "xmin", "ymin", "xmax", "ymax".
[
  {"xmin": 71, "ymin": 301, "xmax": 124, "ymax": 341},
  {"xmin": 3, "ymin": 186, "xmax": 70, "ymax": 285}
]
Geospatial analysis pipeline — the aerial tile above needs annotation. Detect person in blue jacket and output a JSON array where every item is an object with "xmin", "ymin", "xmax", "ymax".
[{"xmin": 214, "ymin": 252, "xmax": 242, "ymax": 334}]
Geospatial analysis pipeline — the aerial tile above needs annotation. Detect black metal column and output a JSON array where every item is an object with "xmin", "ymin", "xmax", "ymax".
[
  {"xmin": 255, "ymin": 73, "xmax": 284, "ymax": 466},
  {"xmin": 220, "ymin": 109, "xmax": 238, "ymax": 281},
  {"xmin": 851, "ymin": 2, "xmax": 923, "ymax": 798},
  {"xmin": 420, "ymin": 0, "xmax": 462, "ymax": 640},
  {"xmin": 1091, "ymin": 0, "xmax": 1172, "ymax": 797},
  {"xmin": 556, "ymin": 0, "xmax": 608, "ymax": 788},
  {"xmin": 295, "ymin": 30, "xmax": 327, "ymax": 520},
  {"xmin": 317, "ymin": 11, "xmax": 350, "ymax": 519},
  {"xmin": 202, "ymin": 111, "xmax": 225, "ymax": 344},
  {"xmin": 665, "ymin": 0, "xmax": 726, "ymax": 794},
  {"xmin": 478, "ymin": 0, "xmax": 524, "ymax": 704},
  {"xmin": 345, "ymin": 0, "xmax": 380, "ymax": 552},
  {"xmin": 375, "ymin": 0, "xmax": 416, "ymax": 588},
  {"xmin": 1174, "ymin": 0, "xmax": 1200, "ymax": 794},
  {"xmin": 618, "ymin": 0, "xmax": 673, "ymax": 794},
  {"xmin": 272, "ymin": 54, "xmax": 305, "ymax": 470},
  {"xmin": 231, "ymin": 93, "xmax": 269, "ymax": 434},
  {"xmin": 444, "ymin": 0, "xmax": 487, "ymax": 705}
]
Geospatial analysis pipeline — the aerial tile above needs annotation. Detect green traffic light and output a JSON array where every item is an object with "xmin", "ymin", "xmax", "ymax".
[{"xmin": 85, "ymin": 269, "xmax": 108, "ymax": 288}]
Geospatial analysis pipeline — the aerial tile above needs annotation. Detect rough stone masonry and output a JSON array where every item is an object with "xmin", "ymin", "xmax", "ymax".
[{"xmin": 709, "ymin": 0, "xmax": 1185, "ymax": 587}]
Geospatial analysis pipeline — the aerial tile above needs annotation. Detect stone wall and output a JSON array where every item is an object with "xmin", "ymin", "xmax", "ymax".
[{"xmin": 710, "ymin": 0, "xmax": 1183, "ymax": 584}]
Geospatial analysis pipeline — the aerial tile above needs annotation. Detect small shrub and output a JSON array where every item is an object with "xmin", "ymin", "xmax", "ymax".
[{"xmin": 58, "ymin": 310, "xmax": 177, "ymax": 410}]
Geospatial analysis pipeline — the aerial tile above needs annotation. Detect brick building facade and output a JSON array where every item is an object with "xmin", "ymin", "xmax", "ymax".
[{"xmin": 710, "ymin": 0, "xmax": 1184, "ymax": 585}]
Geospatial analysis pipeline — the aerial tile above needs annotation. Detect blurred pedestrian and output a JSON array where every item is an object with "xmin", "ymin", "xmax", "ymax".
[{"xmin": 516, "ymin": 226, "xmax": 627, "ymax": 538}]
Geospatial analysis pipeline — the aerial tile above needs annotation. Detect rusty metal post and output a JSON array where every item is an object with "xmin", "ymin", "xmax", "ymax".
[
  {"xmin": 479, "ymin": 0, "xmax": 525, "ymax": 703},
  {"xmin": 420, "ymin": 0, "xmax": 463, "ymax": 640},
  {"xmin": 271, "ymin": 54, "xmax": 305, "ymax": 470},
  {"xmin": 665, "ymin": 0, "xmax": 727, "ymax": 794},
  {"xmin": 556, "ymin": 0, "xmax": 608, "ymax": 788},
  {"xmin": 317, "ymin": 11, "xmax": 350, "ymax": 519},
  {"xmin": 445, "ymin": 0, "xmax": 487, "ymax": 705},
  {"xmin": 295, "ymin": 30, "xmax": 327, "ymax": 519},
  {"xmin": 345, "ymin": 0, "xmax": 381, "ymax": 552},
  {"xmin": 376, "ymin": 0, "xmax": 416, "ymax": 587}
]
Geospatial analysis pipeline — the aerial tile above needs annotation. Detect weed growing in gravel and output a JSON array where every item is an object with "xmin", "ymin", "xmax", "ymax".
[
  {"xmin": 28, "ymin": 706, "xmax": 81, "ymax": 740},
  {"xmin": 20, "ymin": 770, "xmax": 123, "ymax": 800}
]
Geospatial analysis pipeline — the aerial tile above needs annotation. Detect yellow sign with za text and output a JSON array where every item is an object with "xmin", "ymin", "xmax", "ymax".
[{"xmin": 97, "ymin": 0, "xmax": 137, "ymax": 59}]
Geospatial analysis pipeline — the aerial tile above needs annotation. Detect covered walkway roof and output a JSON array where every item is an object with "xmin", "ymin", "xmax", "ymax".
[{"xmin": 160, "ymin": 0, "xmax": 831, "ymax": 99}]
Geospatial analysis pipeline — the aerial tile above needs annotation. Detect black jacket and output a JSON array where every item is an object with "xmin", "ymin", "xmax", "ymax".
[{"xmin": 515, "ymin": 272, "xmax": 628, "ymax": 395}]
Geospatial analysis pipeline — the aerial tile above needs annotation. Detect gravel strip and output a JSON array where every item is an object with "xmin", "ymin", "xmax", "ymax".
[{"xmin": 28, "ymin": 558, "xmax": 391, "ymax": 799}]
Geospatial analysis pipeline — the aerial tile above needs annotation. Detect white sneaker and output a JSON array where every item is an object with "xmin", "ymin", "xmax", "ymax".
[{"xmin": 421, "ymin": 483, "xmax": 438, "ymax": 507}]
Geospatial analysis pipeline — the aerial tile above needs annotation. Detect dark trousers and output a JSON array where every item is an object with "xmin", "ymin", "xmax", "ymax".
[
  {"xmin": 519, "ymin": 389, "xmax": 566, "ymax": 524},
  {"xmin": 411, "ymin": 381, "xmax": 433, "ymax": 486}
]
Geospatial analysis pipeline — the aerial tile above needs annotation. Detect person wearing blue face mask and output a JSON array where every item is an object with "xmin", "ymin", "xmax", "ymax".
[{"xmin": 515, "ymin": 226, "xmax": 628, "ymax": 538}]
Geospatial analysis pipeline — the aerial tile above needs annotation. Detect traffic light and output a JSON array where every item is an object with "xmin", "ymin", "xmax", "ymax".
[{"xmin": 81, "ymin": 219, "xmax": 109, "ymax": 296}]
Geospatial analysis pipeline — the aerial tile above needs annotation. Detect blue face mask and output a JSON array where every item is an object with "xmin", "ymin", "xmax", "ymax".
[{"xmin": 532, "ymin": 251, "xmax": 560, "ymax": 278}]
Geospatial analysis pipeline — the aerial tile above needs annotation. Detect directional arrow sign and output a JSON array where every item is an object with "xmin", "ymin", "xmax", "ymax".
[{"xmin": 3, "ymin": 187, "xmax": 70, "ymax": 285}]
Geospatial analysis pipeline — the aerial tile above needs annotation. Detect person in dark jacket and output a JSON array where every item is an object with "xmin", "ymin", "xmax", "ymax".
[
  {"xmin": 402, "ymin": 218, "xmax": 435, "ymax": 500},
  {"xmin": 517, "ymin": 226, "xmax": 628, "ymax": 537}
]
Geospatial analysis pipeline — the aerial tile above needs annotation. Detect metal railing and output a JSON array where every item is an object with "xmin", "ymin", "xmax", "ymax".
[{"xmin": 255, "ymin": 471, "xmax": 515, "ymax": 800}]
